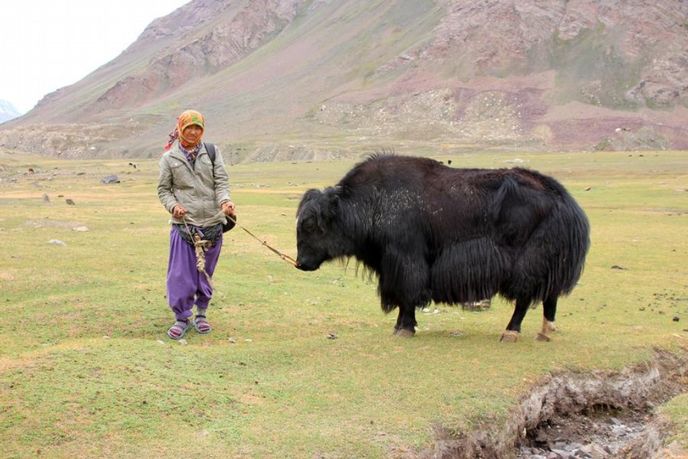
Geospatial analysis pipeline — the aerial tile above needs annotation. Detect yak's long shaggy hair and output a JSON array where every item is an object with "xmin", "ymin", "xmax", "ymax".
[{"xmin": 296, "ymin": 154, "xmax": 590, "ymax": 315}]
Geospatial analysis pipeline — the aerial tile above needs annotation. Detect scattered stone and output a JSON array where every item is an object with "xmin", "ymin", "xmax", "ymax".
[
  {"xmin": 178, "ymin": 339, "xmax": 187, "ymax": 345},
  {"xmin": 101, "ymin": 175, "xmax": 120, "ymax": 184},
  {"xmin": 72, "ymin": 226, "xmax": 89, "ymax": 232},
  {"xmin": 128, "ymin": 162, "xmax": 137, "ymax": 169},
  {"xmin": 42, "ymin": 193, "xmax": 50, "ymax": 203},
  {"xmin": 48, "ymin": 239, "xmax": 66, "ymax": 246},
  {"xmin": 65, "ymin": 199, "xmax": 75, "ymax": 205},
  {"xmin": 673, "ymin": 316, "xmax": 680, "ymax": 322},
  {"xmin": 462, "ymin": 298, "xmax": 492, "ymax": 311},
  {"xmin": 326, "ymin": 332, "xmax": 337, "ymax": 340},
  {"xmin": 228, "ymin": 337, "xmax": 237, "ymax": 344},
  {"xmin": 610, "ymin": 265, "xmax": 626, "ymax": 270}
]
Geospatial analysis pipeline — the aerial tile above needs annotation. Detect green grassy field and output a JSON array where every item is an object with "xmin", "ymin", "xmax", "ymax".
[{"xmin": 0, "ymin": 150, "xmax": 686, "ymax": 457}]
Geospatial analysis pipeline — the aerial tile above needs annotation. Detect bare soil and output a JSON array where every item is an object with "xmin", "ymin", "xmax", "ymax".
[{"xmin": 422, "ymin": 349, "xmax": 688, "ymax": 459}]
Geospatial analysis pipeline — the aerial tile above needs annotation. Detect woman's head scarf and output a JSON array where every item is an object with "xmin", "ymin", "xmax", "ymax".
[{"xmin": 164, "ymin": 110, "xmax": 205, "ymax": 151}]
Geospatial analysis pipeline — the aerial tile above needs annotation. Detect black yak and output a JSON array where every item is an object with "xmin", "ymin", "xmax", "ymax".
[{"xmin": 296, "ymin": 155, "xmax": 590, "ymax": 341}]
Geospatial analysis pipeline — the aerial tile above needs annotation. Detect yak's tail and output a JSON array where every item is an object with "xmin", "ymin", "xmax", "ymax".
[
  {"xmin": 529, "ymin": 181, "xmax": 590, "ymax": 301},
  {"xmin": 501, "ymin": 172, "xmax": 590, "ymax": 304},
  {"xmin": 554, "ymin": 194, "xmax": 590, "ymax": 295}
]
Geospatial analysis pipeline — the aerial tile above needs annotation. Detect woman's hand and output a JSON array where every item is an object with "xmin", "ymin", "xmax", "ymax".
[
  {"xmin": 221, "ymin": 201, "xmax": 236, "ymax": 218},
  {"xmin": 172, "ymin": 204, "xmax": 187, "ymax": 219}
]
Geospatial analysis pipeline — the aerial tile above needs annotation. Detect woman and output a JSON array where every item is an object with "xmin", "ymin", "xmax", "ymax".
[{"xmin": 157, "ymin": 109, "xmax": 236, "ymax": 339}]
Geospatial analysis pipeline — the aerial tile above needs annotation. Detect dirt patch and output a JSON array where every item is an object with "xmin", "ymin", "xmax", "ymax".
[{"xmin": 423, "ymin": 349, "xmax": 688, "ymax": 459}]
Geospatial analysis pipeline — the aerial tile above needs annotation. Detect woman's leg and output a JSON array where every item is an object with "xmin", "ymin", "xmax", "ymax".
[{"xmin": 166, "ymin": 228, "xmax": 198, "ymax": 321}]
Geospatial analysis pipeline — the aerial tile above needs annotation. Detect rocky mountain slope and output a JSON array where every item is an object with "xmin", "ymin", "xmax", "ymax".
[{"xmin": 2, "ymin": 0, "xmax": 687, "ymax": 160}]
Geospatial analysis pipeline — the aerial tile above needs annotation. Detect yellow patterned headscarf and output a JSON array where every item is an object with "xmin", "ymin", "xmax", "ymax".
[{"xmin": 164, "ymin": 109, "xmax": 205, "ymax": 150}]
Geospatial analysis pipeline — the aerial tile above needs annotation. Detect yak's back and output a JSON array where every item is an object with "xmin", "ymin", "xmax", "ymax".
[{"xmin": 338, "ymin": 154, "xmax": 442, "ymax": 192}]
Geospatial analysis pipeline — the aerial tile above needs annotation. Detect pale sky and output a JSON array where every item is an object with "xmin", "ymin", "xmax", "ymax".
[{"xmin": 0, "ymin": 0, "xmax": 190, "ymax": 114}]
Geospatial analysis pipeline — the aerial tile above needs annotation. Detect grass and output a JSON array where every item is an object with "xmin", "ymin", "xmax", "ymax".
[{"xmin": 0, "ymin": 149, "xmax": 687, "ymax": 457}]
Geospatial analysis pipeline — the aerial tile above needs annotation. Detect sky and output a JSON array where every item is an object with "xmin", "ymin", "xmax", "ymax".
[{"xmin": 0, "ymin": 0, "xmax": 190, "ymax": 114}]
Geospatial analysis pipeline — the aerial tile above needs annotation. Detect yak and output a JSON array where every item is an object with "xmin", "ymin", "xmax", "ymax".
[{"xmin": 295, "ymin": 154, "xmax": 590, "ymax": 342}]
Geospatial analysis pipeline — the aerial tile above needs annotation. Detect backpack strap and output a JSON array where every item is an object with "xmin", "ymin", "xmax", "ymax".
[{"xmin": 204, "ymin": 142, "xmax": 216, "ymax": 165}]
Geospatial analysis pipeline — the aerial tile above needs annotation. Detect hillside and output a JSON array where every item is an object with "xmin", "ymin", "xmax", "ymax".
[{"xmin": 2, "ymin": 0, "xmax": 687, "ymax": 160}]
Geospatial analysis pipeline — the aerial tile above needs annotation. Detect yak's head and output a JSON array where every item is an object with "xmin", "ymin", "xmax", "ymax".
[{"xmin": 295, "ymin": 187, "xmax": 345, "ymax": 271}]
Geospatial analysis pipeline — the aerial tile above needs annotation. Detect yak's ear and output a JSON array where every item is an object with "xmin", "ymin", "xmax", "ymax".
[{"xmin": 323, "ymin": 187, "xmax": 341, "ymax": 219}]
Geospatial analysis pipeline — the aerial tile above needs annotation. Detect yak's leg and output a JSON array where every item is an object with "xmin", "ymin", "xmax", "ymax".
[
  {"xmin": 394, "ymin": 306, "xmax": 417, "ymax": 337},
  {"xmin": 380, "ymin": 249, "xmax": 428, "ymax": 338},
  {"xmin": 500, "ymin": 298, "xmax": 531, "ymax": 342},
  {"xmin": 536, "ymin": 295, "xmax": 558, "ymax": 341}
]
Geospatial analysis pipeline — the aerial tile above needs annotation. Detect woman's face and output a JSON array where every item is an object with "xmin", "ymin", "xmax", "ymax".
[{"xmin": 182, "ymin": 125, "xmax": 203, "ymax": 145}]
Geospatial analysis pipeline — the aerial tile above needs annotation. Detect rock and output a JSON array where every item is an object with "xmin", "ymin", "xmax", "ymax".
[
  {"xmin": 100, "ymin": 175, "xmax": 120, "ymax": 184},
  {"xmin": 462, "ymin": 298, "xmax": 492, "ymax": 311},
  {"xmin": 673, "ymin": 316, "xmax": 680, "ymax": 322},
  {"xmin": 48, "ymin": 239, "xmax": 66, "ymax": 246},
  {"xmin": 72, "ymin": 226, "xmax": 89, "ymax": 232},
  {"xmin": 581, "ymin": 443, "xmax": 609, "ymax": 459},
  {"xmin": 65, "ymin": 199, "xmax": 75, "ymax": 205}
]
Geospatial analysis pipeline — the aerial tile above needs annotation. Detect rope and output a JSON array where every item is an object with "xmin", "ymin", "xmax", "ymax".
[
  {"xmin": 182, "ymin": 218, "xmax": 214, "ymax": 288},
  {"xmin": 225, "ymin": 215, "xmax": 298, "ymax": 267},
  {"xmin": 182, "ymin": 214, "xmax": 298, "ymax": 272}
]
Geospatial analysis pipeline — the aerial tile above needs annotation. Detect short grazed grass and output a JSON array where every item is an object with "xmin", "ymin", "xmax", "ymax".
[{"xmin": 0, "ymin": 149, "xmax": 686, "ymax": 457}]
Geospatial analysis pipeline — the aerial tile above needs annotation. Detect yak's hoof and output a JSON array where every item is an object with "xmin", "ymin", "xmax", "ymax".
[
  {"xmin": 500, "ymin": 330, "xmax": 520, "ymax": 342},
  {"xmin": 536, "ymin": 332, "xmax": 551, "ymax": 342},
  {"xmin": 394, "ymin": 328, "xmax": 415, "ymax": 338},
  {"xmin": 542, "ymin": 319, "xmax": 557, "ymax": 334},
  {"xmin": 537, "ymin": 320, "xmax": 556, "ymax": 341}
]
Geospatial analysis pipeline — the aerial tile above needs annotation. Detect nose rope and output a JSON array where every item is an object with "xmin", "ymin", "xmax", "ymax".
[{"xmin": 225, "ymin": 215, "xmax": 298, "ymax": 267}]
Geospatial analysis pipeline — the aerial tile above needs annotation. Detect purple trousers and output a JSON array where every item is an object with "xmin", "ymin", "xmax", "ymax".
[{"xmin": 167, "ymin": 228, "xmax": 223, "ymax": 320}]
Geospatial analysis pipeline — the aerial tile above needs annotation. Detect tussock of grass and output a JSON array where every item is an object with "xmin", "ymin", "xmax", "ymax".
[{"xmin": 0, "ymin": 150, "xmax": 686, "ymax": 456}]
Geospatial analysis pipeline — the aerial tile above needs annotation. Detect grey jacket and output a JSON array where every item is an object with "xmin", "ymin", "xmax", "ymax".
[{"xmin": 157, "ymin": 142, "xmax": 231, "ymax": 227}]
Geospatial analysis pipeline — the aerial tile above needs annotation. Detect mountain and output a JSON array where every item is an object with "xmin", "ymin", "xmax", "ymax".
[
  {"xmin": 0, "ymin": 100, "xmax": 20, "ymax": 124},
  {"xmin": 2, "ymin": 0, "xmax": 687, "ymax": 160}
]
